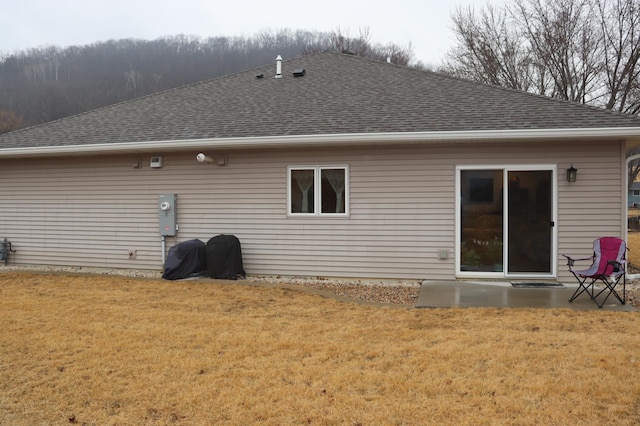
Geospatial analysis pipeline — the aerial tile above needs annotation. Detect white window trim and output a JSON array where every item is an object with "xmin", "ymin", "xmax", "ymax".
[{"xmin": 287, "ymin": 165, "xmax": 350, "ymax": 217}]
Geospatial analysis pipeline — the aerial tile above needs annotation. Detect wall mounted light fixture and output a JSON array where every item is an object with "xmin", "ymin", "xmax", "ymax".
[{"xmin": 566, "ymin": 165, "xmax": 577, "ymax": 183}]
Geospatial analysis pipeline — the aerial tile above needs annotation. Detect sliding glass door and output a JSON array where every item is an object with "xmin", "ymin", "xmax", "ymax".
[
  {"xmin": 507, "ymin": 170, "xmax": 553, "ymax": 273},
  {"xmin": 458, "ymin": 167, "xmax": 555, "ymax": 277},
  {"xmin": 460, "ymin": 169, "xmax": 504, "ymax": 272}
]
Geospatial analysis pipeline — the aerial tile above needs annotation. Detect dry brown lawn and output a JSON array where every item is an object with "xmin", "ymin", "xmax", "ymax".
[
  {"xmin": 1, "ymin": 272, "xmax": 640, "ymax": 425},
  {"xmin": 628, "ymin": 232, "xmax": 640, "ymax": 266}
]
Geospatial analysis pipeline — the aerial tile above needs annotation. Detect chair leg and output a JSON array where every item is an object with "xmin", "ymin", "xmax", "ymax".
[
  {"xmin": 594, "ymin": 285, "xmax": 612, "ymax": 308},
  {"xmin": 568, "ymin": 277, "xmax": 594, "ymax": 302},
  {"xmin": 593, "ymin": 276, "xmax": 625, "ymax": 308}
]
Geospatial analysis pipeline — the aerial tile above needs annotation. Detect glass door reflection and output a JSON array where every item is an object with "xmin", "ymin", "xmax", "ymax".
[{"xmin": 460, "ymin": 170, "xmax": 504, "ymax": 272}]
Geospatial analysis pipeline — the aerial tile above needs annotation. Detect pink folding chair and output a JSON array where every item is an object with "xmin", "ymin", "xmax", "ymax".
[{"xmin": 562, "ymin": 237, "xmax": 627, "ymax": 308}]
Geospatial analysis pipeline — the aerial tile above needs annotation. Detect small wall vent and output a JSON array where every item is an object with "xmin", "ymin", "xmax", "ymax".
[{"xmin": 150, "ymin": 156, "xmax": 163, "ymax": 168}]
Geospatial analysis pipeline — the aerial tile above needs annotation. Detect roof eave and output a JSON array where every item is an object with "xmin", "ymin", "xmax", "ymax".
[{"xmin": 1, "ymin": 127, "xmax": 640, "ymax": 158}]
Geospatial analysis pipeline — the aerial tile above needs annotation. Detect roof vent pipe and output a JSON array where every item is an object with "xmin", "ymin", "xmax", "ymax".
[{"xmin": 275, "ymin": 55, "xmax": 283, "ymax": 78}]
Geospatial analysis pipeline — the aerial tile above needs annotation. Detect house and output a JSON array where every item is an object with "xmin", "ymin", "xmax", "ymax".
[
  {"xmin": 629, "ymin": 181, "xmax": 640, "ymax": 208},
  {"xmin": 1, "ymin": 52, "xmax": 640, "ymax": 282}
]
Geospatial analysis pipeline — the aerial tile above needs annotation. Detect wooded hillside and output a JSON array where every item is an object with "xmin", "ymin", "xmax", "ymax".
[{"xmin": 0, "ymin": 29, "xmax": 416, "ymax": 133}]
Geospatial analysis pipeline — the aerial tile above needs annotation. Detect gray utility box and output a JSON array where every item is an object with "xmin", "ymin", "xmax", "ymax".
[{"xmin": 159, "ymin": 194, "xmax": 177, "ymax": 236}]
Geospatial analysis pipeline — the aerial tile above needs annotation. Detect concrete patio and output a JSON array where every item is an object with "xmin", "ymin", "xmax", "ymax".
[{"xmin": 416, "ymin": 280, "xmax": 637, "ymax": 311}]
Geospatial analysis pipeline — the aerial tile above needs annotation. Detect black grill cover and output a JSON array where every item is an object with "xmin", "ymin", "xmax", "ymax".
[
  {"xmin": 205, "ymin": 234, "xmax": 245, "ymax": 280},
  {"xmin": 162, "ymin": 239, "xmax": 207, "ymax": 280}
]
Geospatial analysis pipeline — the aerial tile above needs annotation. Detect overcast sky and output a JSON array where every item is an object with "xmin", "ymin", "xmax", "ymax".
[{"xmin": 0, "ymin": 0, "xmax": 502, "ymax": 65}]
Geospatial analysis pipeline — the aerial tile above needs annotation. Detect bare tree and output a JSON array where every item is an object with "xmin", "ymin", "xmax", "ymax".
[
  {"xmin": 596, "ymin": 0, "xmax": 640, "ymax": 114},
  {"xmin": 445, "ymin": 0, "xmax": 640, "ymax": 108},
  {"xmin": 595, "ymin": 0, "xmax": 640, "ymax": 185},
  {"xmin": 330, "ymin": 27, "xmax": 372, "ymax": 56},
  {"xmin": 0, "ymin": 109, "xmax": 23, "ymax": 134},
  {"xmin": 303, "ymin": 27, "xmax": 414, "ymax": 65},
  {"xmin": 446, "ymin": 5, "xmax": 534, "ymax": 91},
  {"xmin": 512, "ymin": 0, "xmax": 603, "ymax": 103},
  {"xmin": 444, "ymin": 0, "xmax": 640, "ymax": 182}
]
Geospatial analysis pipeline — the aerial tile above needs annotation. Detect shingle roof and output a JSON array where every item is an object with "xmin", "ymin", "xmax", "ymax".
[{"xmin": 2, "ymin": 51, "xmax": 640, "ymax": 150}]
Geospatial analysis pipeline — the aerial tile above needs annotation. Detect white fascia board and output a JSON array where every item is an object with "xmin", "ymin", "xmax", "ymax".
[{"xmin": 1, "ymin": 127, "xmax": 640, "ymax": 158}]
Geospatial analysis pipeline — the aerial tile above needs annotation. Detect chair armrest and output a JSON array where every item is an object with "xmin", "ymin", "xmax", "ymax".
[
  {"xmin": 607, "ymin": 259, "xmax": 626, "ymax": 273},
  {"xmin": 562, "ymin": 254, "xmax": 592, "ymax": 267}
]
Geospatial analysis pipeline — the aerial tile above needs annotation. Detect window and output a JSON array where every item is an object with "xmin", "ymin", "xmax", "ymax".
[
  {"xmin": 634, "ymin": 190, "xmax": 640, "ymax": 197},
  {"xmin": 288, "ymin": 166, "xmax": 348, "ymax": 216}
]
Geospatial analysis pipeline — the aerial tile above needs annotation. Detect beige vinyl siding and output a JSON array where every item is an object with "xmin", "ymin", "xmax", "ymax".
[
  {"xmin": 0, "ymin": 139, "xmax": 625, "ymax": 281},
  {"xmin": 556, "ymin": 141, "xmax": 625, "ymax": 276}
]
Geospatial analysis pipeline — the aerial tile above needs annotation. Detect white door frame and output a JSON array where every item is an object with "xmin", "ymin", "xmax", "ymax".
[{"xmin": 455, "ymin": 164, "xmax": 558, "ymax": 279}]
